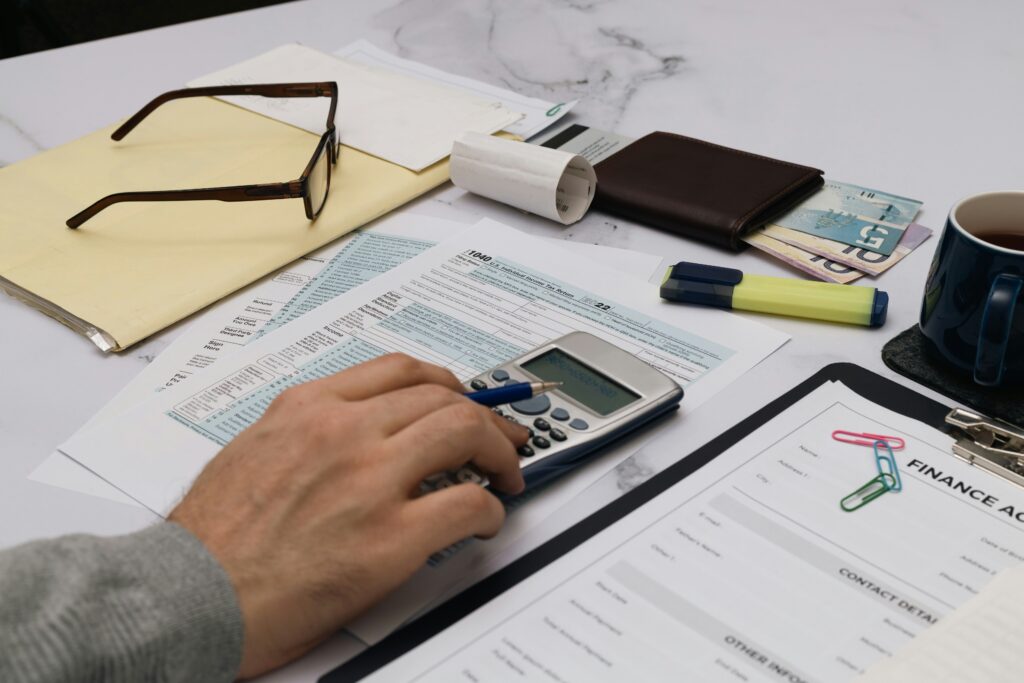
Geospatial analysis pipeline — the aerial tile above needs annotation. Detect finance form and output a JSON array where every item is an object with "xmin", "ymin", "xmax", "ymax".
[{"xmin": 362, "ymin": 381, "xmax": 1024, "ymax": 682}]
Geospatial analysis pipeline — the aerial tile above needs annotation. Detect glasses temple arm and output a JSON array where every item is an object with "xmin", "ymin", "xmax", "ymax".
[
  {"xmin": 112, "ymin": 82, "xmax": 338, "ymax": 141},
  {"xmin": 66, "ymin": 181, "xmax": 304, "ymax": 229}
]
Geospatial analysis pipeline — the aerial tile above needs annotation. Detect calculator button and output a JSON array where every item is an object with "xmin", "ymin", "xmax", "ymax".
[
  {"xmin": 532, "ymin": 436, "xmax": 551, "ymax": 449},
  {"xmin": 533, "ymin": 418, "xmax": 551, "ymax": 431},
  {"xmin": 526, "ymin": 428, "xmax": 535, "ymax": 438},
  {"xmin": 470, "ymin": 378, "xmax": 488, "ymax": 390},
  {"xmin": 492, "ymin": 408, "xmax": 504, "ymax": 416},
  {"xmin": 550, "ymin": 407, "xmax": 570, "ymax": 421},
  {"xmin": 491, "ymin": 369, "xmax": 510, "ymax": 382},
  {"xmin": 510, "ymin": 394, "xmax": 551, "ymax": 416},
  {"xmin": 569, "ymin": 418, "xmax": 589, "ymax": 431},
  {"xmin": 517, "ymin": 445, "xmax": 535, "ymax": 458},
  {"xmin": 435, "ymin": 477, "xmax": 456, "ymax": 489},
  {"xmin": 549, "ymin": 428, "xmax": 567, "ymax": 441}
]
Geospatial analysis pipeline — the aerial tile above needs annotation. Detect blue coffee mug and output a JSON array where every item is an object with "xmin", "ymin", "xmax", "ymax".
[{"xmin": 920, "ymin": 191, "xmax": 1024, "ymax": 386}]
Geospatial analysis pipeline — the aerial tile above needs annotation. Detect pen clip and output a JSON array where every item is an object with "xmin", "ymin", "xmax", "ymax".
[{"xmin": 832, "ymin": 430, "xmax": 905, "ymax": 450}]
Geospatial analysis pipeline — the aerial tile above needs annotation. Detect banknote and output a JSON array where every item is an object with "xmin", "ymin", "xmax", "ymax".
[
  {"xmin": 773, "ymin": 179, "xmax": 923, "ymax": 256},
  {"xmin": 742, "ymin": 231, "xmax": 864, "ymax": 284},
  {"xmin": 760, "ymin": 222, "xmax": 933, "ymax": 276}
]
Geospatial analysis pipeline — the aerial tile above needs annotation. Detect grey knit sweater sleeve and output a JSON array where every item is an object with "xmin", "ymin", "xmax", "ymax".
[{"xmin": 0, "ymin": 522, "xmax": 243, "ymax": 683}]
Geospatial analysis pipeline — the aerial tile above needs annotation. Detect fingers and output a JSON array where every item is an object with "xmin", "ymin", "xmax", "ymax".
[
  {"xmin": 310, "ymin": 353, "xmax": 464, "ymax": 401},
  {"xmin": 491, "ymin": 412, "xmax": 532, "ymax": 446},
  {"xmin": 365, "ymin": 383, "xmax": 531, "ymax": 440},
  {"xmin": 403, "ymin": 483, "xmax": 507, "ymax": 553},
  {"xmin": 388, "ymin": 402, "xmax": 526, "ymax": 495}
]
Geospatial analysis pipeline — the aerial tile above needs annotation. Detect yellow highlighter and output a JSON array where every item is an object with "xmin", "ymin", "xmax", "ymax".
[{"xmin": 660, "ymin": 262, "xmax": 888, "ymax": 327}]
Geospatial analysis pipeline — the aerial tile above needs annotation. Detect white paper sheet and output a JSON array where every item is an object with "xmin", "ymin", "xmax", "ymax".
[
  {"xmin": 59, "ymin": 218, "xmax": 784, "ymax": 514},
  {"xmin": 857, "ymin": 563, "xmax": 1024, "ymax": 682},
  {"xmin": 334, "ymin": 40, "xmax": 577, "ymax": 140},
  {"xmin": 29, "ymin": 220, "xmax": 661, "ymax": 507},
  {"xmin": 451, "ymin": 132, "xmax": 596, "ymax": 224},
  {"xmin": 358, "ymin": 381, "xmax": 1024, "ymax": 682},
  {"xmin": 188, "ymin": 44, "xmax": 521, "ymax": 171}
]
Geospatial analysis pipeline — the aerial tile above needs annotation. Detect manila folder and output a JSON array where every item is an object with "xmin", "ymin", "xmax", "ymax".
[{"xmin": 0, "ymin": 97, "xmax": 449, "ymax": 351}]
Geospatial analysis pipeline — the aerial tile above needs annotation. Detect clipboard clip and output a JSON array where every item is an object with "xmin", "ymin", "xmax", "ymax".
[{"xmin": 945, "ymin": 407, "xmax": 1024, "ymax": 489}]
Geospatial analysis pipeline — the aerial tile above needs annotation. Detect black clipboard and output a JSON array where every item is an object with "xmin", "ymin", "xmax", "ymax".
[{"xmin": 322, "ymin": 362, "xmax": 951, "ymax": 682}]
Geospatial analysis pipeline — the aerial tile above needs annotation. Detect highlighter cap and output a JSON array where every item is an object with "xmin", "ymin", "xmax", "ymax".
[
  {"xmin": 871, "ymin": 290, "xmax": 889, "ymax": 327},
  {"xmin": 660, "ymin": 262, "xmax": 742, "ymax": 309}
]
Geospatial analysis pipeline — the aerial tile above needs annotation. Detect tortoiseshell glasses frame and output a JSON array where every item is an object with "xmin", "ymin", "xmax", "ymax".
[{"xmin": 66, "ymin": 81, "xmax": 339, "ymax": 229}]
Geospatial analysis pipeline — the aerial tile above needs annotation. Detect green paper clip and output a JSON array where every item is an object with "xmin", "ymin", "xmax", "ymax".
[
  {"xmin": 840, "ymin": 473, "xmax": 897, "ymax": 512},
  {"xmin": 873, "ymin": 440, "xmax": 902, "ymax": 492}
]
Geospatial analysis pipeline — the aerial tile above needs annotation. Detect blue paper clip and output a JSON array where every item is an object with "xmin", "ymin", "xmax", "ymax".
[{"xmin": 873, "ymin": 440, "xmax": 902, "ymax": 492}]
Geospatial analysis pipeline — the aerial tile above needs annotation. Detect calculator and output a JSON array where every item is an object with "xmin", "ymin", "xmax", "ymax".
[{"xmin": 422, "ymin": 332, "xmax": 684, "ymax": 494}]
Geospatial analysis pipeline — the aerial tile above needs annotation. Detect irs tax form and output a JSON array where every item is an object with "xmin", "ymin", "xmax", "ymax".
[
  {"xmin": 58, "ymin": 218, "xmax": 787, "ymax": 642},
  {"xmin": 31, "ymin": 214, "xmax": 662, "ymax": 505},
  {"xmin": 60, "ymin": 218, "xmax": 785, "ymax": 513},
  {"xmin": 363, "ymin": 381, "xmax": 1024, "ymax": 682}
]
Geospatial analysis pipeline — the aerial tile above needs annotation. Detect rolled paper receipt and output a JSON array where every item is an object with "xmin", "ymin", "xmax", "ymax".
[{"xmin": 449, "ymin": 131, "xmax": 597, "ymax": 225}]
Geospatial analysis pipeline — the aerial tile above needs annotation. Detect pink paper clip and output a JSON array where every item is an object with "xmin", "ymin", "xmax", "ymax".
[{"xmin": 831, "ymin": 430, "xmax": 906, "ymax": 451}]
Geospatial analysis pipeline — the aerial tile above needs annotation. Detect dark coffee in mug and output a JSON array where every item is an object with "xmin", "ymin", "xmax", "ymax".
[
  {"xmin": 920, "ymin": 191, "xmax": 1024, "ymax": 386},
  {"xmin": 978, "ymin": 232, "xmax": 1024, "ymax": 251}
]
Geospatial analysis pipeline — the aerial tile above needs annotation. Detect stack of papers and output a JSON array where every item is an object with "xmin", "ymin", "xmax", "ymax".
[
  {"xmin": 189, "ymin": 43, "xmax": 523, "ymax": 171},
  {"xmin": 334, "ymin": 40, "xmax": 576, "ymax": 141}
]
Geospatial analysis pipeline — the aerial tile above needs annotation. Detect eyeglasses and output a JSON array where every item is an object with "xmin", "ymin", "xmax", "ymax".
[{"xmin": 66, "ymin": 82, "xmax": 340, "ymax": 229}]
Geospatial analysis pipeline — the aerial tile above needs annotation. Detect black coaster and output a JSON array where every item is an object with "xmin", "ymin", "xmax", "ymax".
[{"xmin": 882, "ymin": 325, "xmax": 1023, "ymax": 425}]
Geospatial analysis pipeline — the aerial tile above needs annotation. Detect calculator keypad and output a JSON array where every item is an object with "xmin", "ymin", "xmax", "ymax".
[{"xmin": 419, "ymin": 366, "xmax": 591, "ymax": 495}]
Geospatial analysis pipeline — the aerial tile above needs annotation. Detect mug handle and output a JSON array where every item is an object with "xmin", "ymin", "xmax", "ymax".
[{"xmin": 974, "ymin": 273, "xmax": 1022, "ymax": 386}]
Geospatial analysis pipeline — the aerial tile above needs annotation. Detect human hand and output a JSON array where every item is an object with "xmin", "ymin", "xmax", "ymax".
[{"xmin": 168, "ymin": 354, "xmax": 529, "ymax": 678}]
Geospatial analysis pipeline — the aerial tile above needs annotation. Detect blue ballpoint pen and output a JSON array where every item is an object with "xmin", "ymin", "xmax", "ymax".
[{"xmin": 465, "ymin": 381, "xmax": 562, "ymax": 407}]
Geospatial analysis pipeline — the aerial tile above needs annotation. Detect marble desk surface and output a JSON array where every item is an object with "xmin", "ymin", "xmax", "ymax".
[{"xmin": 2, "ymin": 0, "xmax": 1022, "ymax": 679}]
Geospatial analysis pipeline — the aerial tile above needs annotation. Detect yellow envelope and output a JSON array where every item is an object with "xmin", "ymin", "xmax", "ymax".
[{"xmin": 0, "ymin": 97, "xmax": 450, "ymax": 351}]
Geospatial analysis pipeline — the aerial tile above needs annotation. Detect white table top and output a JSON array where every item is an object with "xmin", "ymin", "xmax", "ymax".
[{"xmin": 2, "ymin": 0, "xmax": 1022, "ymax": 679}]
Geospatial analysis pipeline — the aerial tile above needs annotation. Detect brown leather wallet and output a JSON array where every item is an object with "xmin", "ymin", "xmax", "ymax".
[{"xmin": 593, "ymin": 132, "xmax": 824, "ymax": 251}]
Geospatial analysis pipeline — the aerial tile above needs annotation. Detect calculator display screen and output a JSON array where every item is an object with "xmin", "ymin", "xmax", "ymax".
[{"xmin": 521, "ymin": 349, "xmax": 640, "ymax": 415}]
